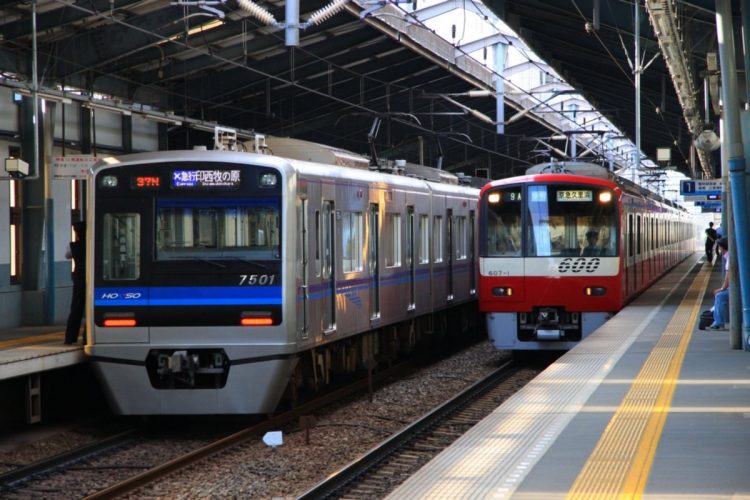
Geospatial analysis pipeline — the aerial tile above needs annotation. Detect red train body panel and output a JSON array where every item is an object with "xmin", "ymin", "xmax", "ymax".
[{"xmin": 478, "ymin": 163, "xmax": 697, "ymax": 351}]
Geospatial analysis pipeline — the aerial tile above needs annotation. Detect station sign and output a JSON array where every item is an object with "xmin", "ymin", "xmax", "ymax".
[
  {"xmin": 683, "ymin": 193, "xmax": 721, "ymax": 202},
  {"xmin": 53, "ymin": 155, "xmax": 98, "ymax": 180},
  {"xmin": 701, "ymin": 206, "xmax": 722, "ymax": 213},
  {"xmin": 694, "ymin": 201, "xmax": 721, "ymax": 207},
  {"xmin": 680, "ymin": 179, "xmax": 721, "ymax": 196}
]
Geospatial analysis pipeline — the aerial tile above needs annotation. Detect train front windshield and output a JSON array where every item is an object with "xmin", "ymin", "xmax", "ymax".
[{"xmin": 485, "ymin": 184, "xmax": 618, "ymax": 257}]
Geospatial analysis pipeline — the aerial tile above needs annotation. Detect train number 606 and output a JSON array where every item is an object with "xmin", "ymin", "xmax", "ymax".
[{"xmin": 557, "ymin": 257, "xmax": 600, "ymax": 274}]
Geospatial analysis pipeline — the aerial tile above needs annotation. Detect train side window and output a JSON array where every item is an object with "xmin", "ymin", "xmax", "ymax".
[
  {"xmin": 314, "ymin": 210, "xmax": 321, "ymax": 277},
  {"xmin": 636, "ymin": 215, "xmax": 642, "ymax": 255},
  {"xmin": 419, "ymin": 214, "xmax": 429, "ymax": 264},
  {"xmin": 455, "ymin": 216, "xmax": 467, "ymax": 259},
  {"xmin": 433, "ymin": 215, "xmax": 444, "ymax": 263},
  {"xmin": 628, "ymin": 214, "xmax": 634, "ymax": 258},
  {"xmin": 342, "ymin": 211, "xmax": 363, "ymax": 273},
  {"xmin": 102, "ymin": 213, "xmax": 141, "ymax": 280},
  {"xmin": 385, "ymin": 213, "xmax": 402, "ymax": 268}
]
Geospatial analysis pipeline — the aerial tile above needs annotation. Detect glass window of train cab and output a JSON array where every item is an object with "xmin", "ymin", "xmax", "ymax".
[
  {"xmin": 485, "ymin": 187, "xmax": 522, "ymax": 257},
  {"xmin": 102, "ymin": 213, "xmax": 140, "ymax": 280},
  {"xmin": 526, "ymin": 185, "xmax": 617, "ymax": 257}
]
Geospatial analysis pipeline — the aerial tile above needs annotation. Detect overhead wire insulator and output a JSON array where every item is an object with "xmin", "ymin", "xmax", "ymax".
[
  {"xmin": 236, "ymin": 0, "xmax": 278, "ymax": 26},
  {"xmin": 306, "ymin": 0, "xmax": 351, "ymax": 27}
]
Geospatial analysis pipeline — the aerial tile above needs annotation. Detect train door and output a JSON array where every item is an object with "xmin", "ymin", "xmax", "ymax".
[
  {"xmin": 93, "ymin": 197, "xmax": 151, "ymax": 343},
  {"xmin": 322, "ymin": 201, "xmax": 336, "ymax": 333},
  {"xmin": 637, "ymin": 215, "xmax": 643, "ymax": 291},
  {"xmin": 297, "ymin": 197, "xmax": 309, "ymax": 339},
  {"xmin": 407, "ymin": 206, "xmax": 416, "ymax": 310},
  {"xmin": 627, "ymin": 214, "xmax": 634, "ymax": 297},
  {"xmin": 369, "ymin": 203, "xmax": 380, "ymax": 322},
  {"xmin": 446, "ymin": 208, "xmax": 454, "ymax": 301},
  {"xmin": 469, "ymin": 209, "xmax": 476, "ymax": 295}
]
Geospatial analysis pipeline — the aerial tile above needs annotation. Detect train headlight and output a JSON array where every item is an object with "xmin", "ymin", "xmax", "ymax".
[
  {"xmin": 492, "ymin": 287, "xmax": 513, "ymax": 296},
  {"xmin": 598, "ymin": 191, "xmax": 612, "ymax": 203},
  {"xmin": 585, "ymin": 286, "xmax": 607, "ymax": 296},
  {"xmin": 259, "ymin": 173, "xmax": 278, "ymax": 188},
  {"xmin": 488, "ymin": 192, "xmax": 500, "ymax": 204},
  {"xmin": 100, "ymin": 175, "xmax": 118, "ymax": 188}
]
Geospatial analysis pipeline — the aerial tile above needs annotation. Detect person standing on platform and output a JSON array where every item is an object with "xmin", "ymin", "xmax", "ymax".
[
  {"xmin": 704, "ymin": 221, "xmax": 718, "ymax": 263},
  {"xmin": 709, "ymin": 237, "xmax": 730, "ymax": 330},
  {"xmin": 64, "ymin": 221, "xmax": 86, "ymax": 344}
]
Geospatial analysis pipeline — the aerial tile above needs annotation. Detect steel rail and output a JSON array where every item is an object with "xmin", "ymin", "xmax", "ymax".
[
  {"xmin": 0, "ymin": 429, "xmax": 139, "ymax": 488},
  {"xmin": 83, "ymin": 359, "xmax": 420, "ymax": 499},
  {"xmin": 297, "ymin": 359, "xmax": 522, "ymax": 499}
]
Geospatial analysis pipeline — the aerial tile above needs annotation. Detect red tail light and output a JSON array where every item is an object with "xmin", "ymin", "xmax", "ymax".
[
  {"xmin": 241, "ymin": 317, "xmax": 273, "ymax": 326},
  {"xmin": 104, "ymin": 318, "xmax": 137, "ymax": 327}
]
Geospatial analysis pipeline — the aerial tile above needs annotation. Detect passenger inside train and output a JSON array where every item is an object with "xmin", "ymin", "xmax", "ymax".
[{"xmin": 581, "ymin": 230, "xmax": 601, "ymax": 256}]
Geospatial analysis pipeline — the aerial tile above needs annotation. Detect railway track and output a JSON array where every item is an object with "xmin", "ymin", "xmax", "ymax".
[
  {"xmin": 1, "ymin": 340, "xmax": 505, "ymax": 499},
  {"xmin": 0, "ymin": 357, "xmax": 420, "ymax": 499},
  {"xmin": 297, "ymin": 360, "xmax": 543, "ymax": 499}
]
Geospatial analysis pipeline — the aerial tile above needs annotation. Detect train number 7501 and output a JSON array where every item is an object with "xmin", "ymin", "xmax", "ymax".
[{"xmin": 238, "ymin": 274, "xmax": 277, "ymax": 286}]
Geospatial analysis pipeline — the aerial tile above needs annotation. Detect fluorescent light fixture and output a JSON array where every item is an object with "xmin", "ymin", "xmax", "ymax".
[
  {"xmin": 142, "ymin": 114, "xmax": 182, "ymax": 126},
  {"xmin": 82, "ymin": 102, "xmax": 132, "ymax": 116},
  {"xmin": 16, "ymin": 88, "xmax": 73, "ymax": 105}
]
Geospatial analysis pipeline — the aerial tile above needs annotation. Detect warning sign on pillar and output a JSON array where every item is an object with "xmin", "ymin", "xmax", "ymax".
[{"xmin": 53, "ymin": 155, "xmax": 98, "ymax": 180}]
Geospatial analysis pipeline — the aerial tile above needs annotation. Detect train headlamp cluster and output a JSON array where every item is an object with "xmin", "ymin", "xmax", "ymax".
[
  {"xmin": 101, "ymin": 175, "xmax": 118, "ymax": 188},
  {"xmin": 598, "ymin": 191, "xmax": 612, "ymax": 203},
  {"xmin": 259, "ymin": 173, "xmax": 278, "ymax": 187},
  {"xmin": 585, "ymin": 286, "xmax": 607, "ymax": 296},
  {"xmin": 492, "ymin": 287, "xmax": 513, "ymax": 297},
  {"xmin": 487, "ymin": 192, "xmax": 501, "ymax": 204}
]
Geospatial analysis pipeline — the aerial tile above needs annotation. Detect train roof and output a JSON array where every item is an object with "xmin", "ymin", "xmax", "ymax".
[
  {"xmin": 480, "ymin": 161, "xmax": 687, "ymax": 213},
  {"xmin": 91, "ymin": 148, "xmax": 480, "ymax": 196}
]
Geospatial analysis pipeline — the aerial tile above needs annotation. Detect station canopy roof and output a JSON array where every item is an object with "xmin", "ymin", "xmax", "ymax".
[{"xmin": 0, "ymin": 0, "xmax": 728, "ymax": 184}]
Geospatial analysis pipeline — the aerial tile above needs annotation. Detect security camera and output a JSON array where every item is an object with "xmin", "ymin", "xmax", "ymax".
[{"xmin": 4, "ymin": 158, "xmax": 29, "ymax": 179}]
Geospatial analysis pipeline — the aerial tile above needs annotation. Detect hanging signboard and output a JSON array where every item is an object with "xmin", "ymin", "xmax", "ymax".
[
  {"xmin": 680, "ymin": 179, "xmax": 721, "ymax": 196},
  {"xmin": 53, "ymin": 155, "xmax": 98, "ymax": 180}
]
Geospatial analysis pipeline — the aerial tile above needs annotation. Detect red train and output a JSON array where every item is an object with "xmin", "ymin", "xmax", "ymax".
[{"xmin": 478, "ymin": 162, "xmax": 698, "ymax": 352}]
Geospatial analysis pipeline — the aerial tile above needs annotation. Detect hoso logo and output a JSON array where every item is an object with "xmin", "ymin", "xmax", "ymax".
[
  {"xmin": 558, "ymin": 257, "xmax": 601, "ymax": 273},
  {"xmin": 100, "ymin": 292, "xmax": 142, "ymax": 299}
]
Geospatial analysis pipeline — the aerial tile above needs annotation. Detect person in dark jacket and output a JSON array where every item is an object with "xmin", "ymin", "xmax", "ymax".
[
  {"xmin": 64, "ymin": 222, "xmax": 86, "ymax": 344},
  {"xmin": 705, "ymin": 221, "xmax": 718, "ymax": 264}
]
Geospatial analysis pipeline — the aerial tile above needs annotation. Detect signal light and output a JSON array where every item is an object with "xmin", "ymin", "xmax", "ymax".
[
  {"xmin": 104, "ymin": 318, "xmax": 137, "ymax": 327},
  {"xmin": 241, "ymin": 317, "xmax": 273, "ymax": 326},
  {"xmin": 492, "ymin": 287, "xmax": 513, "ymax": 297},
  {"xmin": 585, "ymin": 287, "xmax": 606, "ymax": 296}
]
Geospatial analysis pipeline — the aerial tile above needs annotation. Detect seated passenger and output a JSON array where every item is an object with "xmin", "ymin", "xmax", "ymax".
[{"xmin": 581, "ymin": 230, "xmax": 601, "ymax": 257}]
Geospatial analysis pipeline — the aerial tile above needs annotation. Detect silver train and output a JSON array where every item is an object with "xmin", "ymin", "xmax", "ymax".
[{"xmin": 85, "ymin": 140, "xmax": 480, "ymax": 414}]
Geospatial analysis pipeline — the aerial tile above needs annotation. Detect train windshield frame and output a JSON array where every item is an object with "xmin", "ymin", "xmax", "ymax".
[{"xmin": 484, "ymin": 183, "xmax": 618, "ymax": 258}]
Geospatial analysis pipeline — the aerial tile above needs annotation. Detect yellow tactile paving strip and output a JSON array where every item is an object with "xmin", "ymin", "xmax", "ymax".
[
  {"xmin": 567, "ymin": 264, "xmax": 711, "ymax": 499},
  {"xmin": 0, "ymin": 331, "xmax": 64, "ymax": 350},
  {"xmin": 386, "ymin": 257, "xmax": 705, "ymax": 500}
]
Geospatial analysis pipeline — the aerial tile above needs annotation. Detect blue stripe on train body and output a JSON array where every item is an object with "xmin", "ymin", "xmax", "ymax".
[{"xmin": 94, "ymin": 286, "xmax": 282, "ymax": 306}]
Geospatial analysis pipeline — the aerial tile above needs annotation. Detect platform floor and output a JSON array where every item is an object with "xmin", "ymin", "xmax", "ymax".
[
  {"xmin": 0, "ymin": 324, "xmax": 84, "ymax": 381},
  {"xmin": 388, "ymin": 254, "xmax": 750, "ymax": 499}
]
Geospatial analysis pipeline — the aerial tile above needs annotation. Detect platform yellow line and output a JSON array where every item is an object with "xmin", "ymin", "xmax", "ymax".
[
  {"xmin": 0, "ymin": 331, "xmax": 64, "ymax": 349},
  {"xmin": 567, "ymin": 265, "xmax": 711, "ymax": 500}
]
